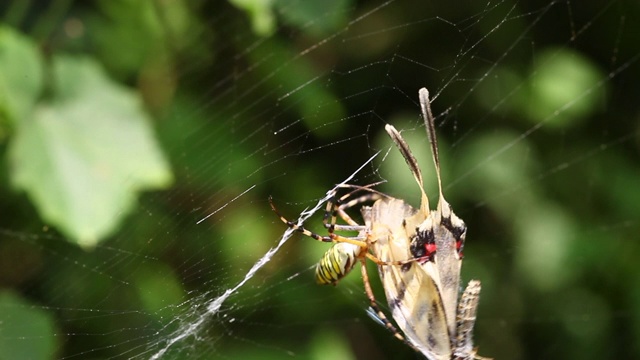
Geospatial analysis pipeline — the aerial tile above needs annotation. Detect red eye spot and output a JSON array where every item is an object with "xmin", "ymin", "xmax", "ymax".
[
  {"xmin": 456, "ymin": 240, "xmax": 464, "ymax": 258},
  {"xmin": 425, "ymin": 243, "xmax": 436, "ymax": 256}
]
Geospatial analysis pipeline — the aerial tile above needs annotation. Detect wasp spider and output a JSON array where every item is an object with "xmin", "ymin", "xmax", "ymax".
[{"xmin": 269, "ymin": 186, "xmax": 421, "ymax": 348}]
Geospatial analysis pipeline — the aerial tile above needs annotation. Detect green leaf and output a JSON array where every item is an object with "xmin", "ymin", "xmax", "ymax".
[
  {"xmin": 456, "ymin": 130, "xmax": 539, "ymax": 216},
  {"xmin": 0, "ymin": 291, "xmax": 57, "ymax": 359},
  {"xmin": 9, "ymin": 55, "xmax": 173, "ymax": 248},
  {"xmin": 229, "ymin": 0, "xmax": 276, "ymax": 36},
  {"xmin": 520, "ymin": 48, "xmax": 604, "ymax": 129},
  {"xmin": 0, "ymin": 26, "xmax": 43, "ymax": 131},
  {"xmin": 90, "ymin": 0, "xmax": 165, "ymax": 77},
  {"xmin": 275, "ymin": 0, "xmax": 351, "ymax": 36}
]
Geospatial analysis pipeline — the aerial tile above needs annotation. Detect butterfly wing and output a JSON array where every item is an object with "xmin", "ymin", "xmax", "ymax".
[
  {"xmin": 423, "ymin": 205, "xmax": 465, "ymax": 336},
  {"xmin": 365, "ymin": 198, "xmax": 452, "ymax": 360},
  {"xmin": 453, "ymin": 280, "xmax": 481, "ymax": 359}
]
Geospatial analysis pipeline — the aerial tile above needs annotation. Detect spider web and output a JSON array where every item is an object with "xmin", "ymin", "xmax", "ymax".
[{"xmin": 1, "ymin": 1, "xmax": 639, "ymax": 359}]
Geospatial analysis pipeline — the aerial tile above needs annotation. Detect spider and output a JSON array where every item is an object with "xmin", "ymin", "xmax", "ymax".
[{"xmin": 268, "ymin": 187, "xmax": 422, "ymax": 347}]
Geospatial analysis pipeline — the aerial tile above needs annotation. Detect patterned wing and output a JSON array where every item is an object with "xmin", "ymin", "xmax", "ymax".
[
  {"xmin": 453, "ymin": 280, "xmax": 481, "ymax": 360},
  {"xmin": 412, "ymin": 205, "xmax": 465, "ymax": 336},
  {"xmin": 365, "ymin": 198, "xmax": 452, "ymax": 360},
  {"xmin": 385, "ymin": 89, "xmax": 467, "ymax": 337}
]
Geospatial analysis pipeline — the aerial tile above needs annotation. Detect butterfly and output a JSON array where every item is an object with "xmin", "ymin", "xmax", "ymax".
[{"xmin": 362, "ymin": 88, "xmax": 487, "ymax": 359}]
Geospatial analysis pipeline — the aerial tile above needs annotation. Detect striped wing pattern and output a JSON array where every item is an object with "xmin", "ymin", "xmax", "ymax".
[{"xmin": 365, "ymin": 199, "xmax": 452, "ymax": 360}]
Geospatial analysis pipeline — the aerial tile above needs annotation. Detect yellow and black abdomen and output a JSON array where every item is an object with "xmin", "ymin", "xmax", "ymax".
[{"xmin": 315, "ymin": 242, "xmax": 361, "ymax": 285}]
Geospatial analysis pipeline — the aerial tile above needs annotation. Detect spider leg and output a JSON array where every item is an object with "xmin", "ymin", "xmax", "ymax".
[
  {"xmin": 269, "ymin": 196, "xmax": 369, "ymax": 247},
  {"xmin": 324, "ymin": 191, "xmax": 383, "ymax": 231},
  {"xmin": 364, "ymin": 252, "xmax": 428, "ymax": 267},
  {"xmin": 337, "ymin": 193, "xmax": 382, "ymax": 224},
  {"xmin": 329, "ymin": 223, "xmax": 367, "ymax": 232},
  {"xmin": 335, "ymin": 182, "xmax": 391, "ymax": 199}
]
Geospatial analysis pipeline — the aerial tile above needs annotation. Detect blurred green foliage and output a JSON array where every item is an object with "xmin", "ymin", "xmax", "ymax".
[
  {"xmin": 0, "ymin": 291, "xmax": 56, "ymax": 359},
  {"xmin": 7, "ymin": 50, "xmax": 172, "ymax": 247},
  {"xmin": 0, "ymin": 0, "xmax": 639, "ymax": 359}
]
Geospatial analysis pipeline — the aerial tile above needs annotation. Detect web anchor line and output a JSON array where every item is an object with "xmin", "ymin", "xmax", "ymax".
[{"xmin": 149, "ymin": 152, "xmax": 379, "ymax": 359}]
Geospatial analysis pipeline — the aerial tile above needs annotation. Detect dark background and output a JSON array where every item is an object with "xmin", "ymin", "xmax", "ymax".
[{"xmin": 0, "ymin": 1, "xmax": 639, "ymax": 359}]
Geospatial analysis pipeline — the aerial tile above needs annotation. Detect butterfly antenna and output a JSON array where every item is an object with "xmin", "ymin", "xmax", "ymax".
[
  {"xmin": 418, "ymin": 88, "xmax": 445, "ymax": 203},
  {"xmin": 385, "ymin": 124, "xmax": 429, "ymax": 213}
]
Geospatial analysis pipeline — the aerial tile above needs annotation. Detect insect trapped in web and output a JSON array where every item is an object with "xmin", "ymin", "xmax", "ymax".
[
  {"xmin": 366, "ymin": 88, "xmax": 488, "ymax": 359},
  {"xmin": 270, "ymin": 88, "xmax": 488, "ymax": 360}
]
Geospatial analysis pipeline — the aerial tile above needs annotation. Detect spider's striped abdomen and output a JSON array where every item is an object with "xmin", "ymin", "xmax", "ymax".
[{"xmin": 315, "ymin": 242, "xmax": 361, "ymax": 285}]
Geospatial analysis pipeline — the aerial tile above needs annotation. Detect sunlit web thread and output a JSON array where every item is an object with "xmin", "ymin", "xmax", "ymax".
[{"xmin": 197, "ymin": 185, "xmax": 257, "ymax": 224}]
